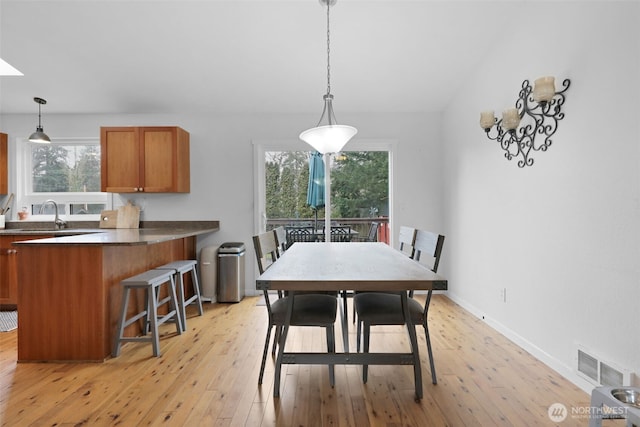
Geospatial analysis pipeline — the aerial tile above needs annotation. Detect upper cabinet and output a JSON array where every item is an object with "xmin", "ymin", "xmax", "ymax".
[
  {"xmin": 100, "ymin": 126, "xmax": 190, "ymax": 193},
  {"xmin": 0, "ymin": 133, "xmax": 7, "ymax": 195}
]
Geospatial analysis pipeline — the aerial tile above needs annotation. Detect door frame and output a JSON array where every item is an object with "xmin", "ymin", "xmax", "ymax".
[{"xmin": 252, "ymin": 138, "xmax": 397, "ymax": 246}]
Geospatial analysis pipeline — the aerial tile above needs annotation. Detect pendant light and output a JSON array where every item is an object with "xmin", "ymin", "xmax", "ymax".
[
  {"xmin": 28, "ymin": 97, "xmax": 51, "ymax": 144},
  {"xmin": 299, "ymin": 0, "xmax": 357, "ymax": 155}
]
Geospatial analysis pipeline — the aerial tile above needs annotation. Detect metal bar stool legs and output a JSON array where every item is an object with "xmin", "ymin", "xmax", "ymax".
[
  {"xmin": 156, "ymin": 260, "xmax": 204, "ymax": 332},
  {"xmin": 113, "ymin": 269, "xmax": 183, "ymax": 357}
]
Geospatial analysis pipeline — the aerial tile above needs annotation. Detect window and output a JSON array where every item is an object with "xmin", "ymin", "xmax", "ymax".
[{"xmin": 18, "ymin": 138, "xmax": 109, "ymax": 219}]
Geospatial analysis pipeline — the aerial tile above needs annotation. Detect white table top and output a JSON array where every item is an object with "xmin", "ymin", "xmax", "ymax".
[{"xmin": 256, "ymin": 242, "xmax": 447, "ymax": 292}]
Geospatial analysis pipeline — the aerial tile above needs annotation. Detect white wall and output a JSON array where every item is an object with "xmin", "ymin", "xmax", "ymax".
[
  {"xmin": 0, "ymin": 111, "xmax": 443, "ymax": 297},
  {"xmin": 441, "ymin": 1, "xmax": 640, "ymax": 391}
]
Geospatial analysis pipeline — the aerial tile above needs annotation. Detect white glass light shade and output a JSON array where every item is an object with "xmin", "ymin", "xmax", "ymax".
[
  {"xmin": 479, "ymin": 111, "xmax": 496, "ymax": 130},
  {"xmin": 501, "ymin": 108, "xmax": 521, "ymax": 131},
  {"xmin": 300, "ymin": 124, "xmax": 357, "ymax": 154},
  {"xmin": 532, "ymin": 76, "xmax": 556, "ymax": 103}
]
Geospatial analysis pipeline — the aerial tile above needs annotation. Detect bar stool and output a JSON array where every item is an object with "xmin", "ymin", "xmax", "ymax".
[
  {"xmin": 156, "ymin": 260, "xmax": 204, "ymax": 332},
  {"xmin": 112, "ymin": 269, "xmax": 182, "ymax": 357}
]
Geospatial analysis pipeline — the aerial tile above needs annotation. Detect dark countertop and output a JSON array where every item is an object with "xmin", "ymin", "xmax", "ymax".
[{"xmin": 5, "ymin": 221, "xmax": 219, "ymax": 246}]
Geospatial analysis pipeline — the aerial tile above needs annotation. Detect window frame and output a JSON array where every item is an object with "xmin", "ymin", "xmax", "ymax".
[{"xmin": 16, "ymin": 137, "xmax": 110, "ymax": 221}]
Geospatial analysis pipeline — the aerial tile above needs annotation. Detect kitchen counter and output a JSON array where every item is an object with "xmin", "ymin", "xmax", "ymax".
[
  {"xmin": 10, "ymin": 222, "xmax": 219, "ymax": 245},
  {"xmin": 15, "ymin": 221, "xmax": 220, "ymax": 362}
]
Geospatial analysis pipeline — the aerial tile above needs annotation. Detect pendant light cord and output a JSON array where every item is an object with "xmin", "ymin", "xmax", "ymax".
[{"xmin": 326, "ymin": 0, "xmax": 331, "ymax": 96}]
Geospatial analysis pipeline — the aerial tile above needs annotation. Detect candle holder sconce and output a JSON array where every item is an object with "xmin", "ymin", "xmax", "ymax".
[{"xmin": 480, "ymin": 77, "xmax": 571, "ymax": 168}]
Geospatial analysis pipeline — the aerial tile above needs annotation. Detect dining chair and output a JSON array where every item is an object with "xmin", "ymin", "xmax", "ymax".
[
  {"xmin": 398, "ymin": 225, "xmax": 417, "ymax": 258},
  {"xmin": 273, "ymin": 226, "xmax": 287, "ymax": 256},
  {"xmin": 352, "ymin": 225, "xmax": 416, "ymax": 322},
  {"xmin": 353, "ymin": 228, "xmax": 445, "ymax": 385},
  {"xmin": 252, "ymin": 230, "xmax": 338, "ymax": 386}
]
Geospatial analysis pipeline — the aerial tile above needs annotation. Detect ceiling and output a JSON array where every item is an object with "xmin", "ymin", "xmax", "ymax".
[{"xmin": 0, "ymin": 0, "xmax": 517, "ymax": 115}]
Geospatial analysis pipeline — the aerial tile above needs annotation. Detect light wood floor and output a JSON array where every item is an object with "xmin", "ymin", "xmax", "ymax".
[{"xmin": 0, "ymin": 294, "xmax": 609, "ymax": 426}]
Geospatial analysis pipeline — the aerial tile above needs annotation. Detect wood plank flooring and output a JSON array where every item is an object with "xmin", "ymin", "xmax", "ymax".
[{"xmin": 0, "ymin": 295, "xmax": 614, "ymax": 426}]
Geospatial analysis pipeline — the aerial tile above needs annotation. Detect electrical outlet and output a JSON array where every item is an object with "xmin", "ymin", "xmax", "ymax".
[{"xmin": 500, "ymin": 288, "xmax": 507, "ymax": 303}]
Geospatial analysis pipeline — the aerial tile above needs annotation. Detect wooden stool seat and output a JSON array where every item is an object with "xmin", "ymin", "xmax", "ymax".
[
  {"xmin": 112, "ymin": 269, "xmax": 182, "ymax": 358},
  {"xmin": 156, "ymin": 260, "xmax": 204, "ymax": 332}
]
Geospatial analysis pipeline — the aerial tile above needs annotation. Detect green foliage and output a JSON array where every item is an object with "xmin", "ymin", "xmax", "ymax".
[
  {"xmin": 265, "ymin": 150, "xmax": 388, "ymax": 220},
  {"xmin": 32, "ymin": 145, "xmax": 71, "ymax": 192},
  {"xmin": 69, "ymin": 145, "xmax": 101, "ymax": 191},
  {"xmin": 32, "ymin": 144, "xmax": 101, "ymax": 193},
  {"xmin": 265, "ymin": 151, "xmax": 316, "ymax": 219},
  {"xmin": 332, "ymin": 152, "xmax": 389, "ymax": 218}
]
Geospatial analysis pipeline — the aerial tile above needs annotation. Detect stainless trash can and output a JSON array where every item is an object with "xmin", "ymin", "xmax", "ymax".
[
  {"xmin": 217, "ymin": 242, "xmax": 245, "ymax": 302},
  {"xmin": 199, "ymin": 245, "xmax": 219, "ymax": 302}
]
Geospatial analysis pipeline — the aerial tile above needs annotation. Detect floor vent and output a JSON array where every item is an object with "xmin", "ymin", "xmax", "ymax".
[{"xmin": 577, "ymin": 346, "xmax": 632, "ymax": 387}]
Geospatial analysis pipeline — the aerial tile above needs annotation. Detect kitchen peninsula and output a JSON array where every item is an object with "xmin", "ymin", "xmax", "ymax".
[{"xmin": 12, "ymin": 221, "xmax": 219, "ymax": 362}]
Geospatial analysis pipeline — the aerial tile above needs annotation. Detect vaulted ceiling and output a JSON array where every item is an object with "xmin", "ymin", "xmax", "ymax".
[{"xmin": 0, "ymin": 0, "xmax": 517, "ymax": 115}]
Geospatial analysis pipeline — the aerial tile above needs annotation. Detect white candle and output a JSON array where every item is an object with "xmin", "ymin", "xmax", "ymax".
[
  {"xmin": 480, "ymin": 111, "xmax": 495, "ymax": 130},
  {"xmin": 533, "ymin": 76, "xmax": 556, "ymax": 103},
  {"xmin": 501, "ymin": 108, "xmax": 520, "ymax": 131}
]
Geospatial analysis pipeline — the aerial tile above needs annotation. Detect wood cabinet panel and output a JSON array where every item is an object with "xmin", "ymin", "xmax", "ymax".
[
  {"xmin": 0, "ymin": 133, "xmax": 7, "ymax": 195},
  {"xmin": 0, "ymin": 235, "xmax": 53, "ymax": 309},
  {"xmin": 100, "ymin": 127, "xmax": 140, "ymax": 193},
  {"xmin": 17, "ymin": 237, "xmax": 196, "ymax": 362},
  {"xmin": 100, "ymin": 126, "xmax": 190, "ymax": 193}
]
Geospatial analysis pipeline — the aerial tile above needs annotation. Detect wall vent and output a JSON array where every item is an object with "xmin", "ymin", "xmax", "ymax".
[{"xmin": 576, "ymin": 346, "xmax": 632, "ymax": 387}]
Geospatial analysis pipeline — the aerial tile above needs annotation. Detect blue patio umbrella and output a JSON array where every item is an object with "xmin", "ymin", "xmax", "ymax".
[{"xmin": 306, "ymin": 151, "xmax": 325, "ymax": 229}]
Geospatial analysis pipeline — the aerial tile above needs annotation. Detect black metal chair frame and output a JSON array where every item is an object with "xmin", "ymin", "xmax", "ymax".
[{"xmin": 354, "ymin": 228, "xmax": 445, "ymax": 385}]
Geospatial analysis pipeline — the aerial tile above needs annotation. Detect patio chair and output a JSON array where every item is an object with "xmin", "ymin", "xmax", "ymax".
[
  {"xmin": 354, "ymin": 222, "xmax": 379, "ymax": 242},
  {"xmin": 252, "ymin": 230, "xmax": 337, "ymax": 386},
  {"xmin": 324, "ymin": 225, "xmax": 353, "ymax": 242},
  {"xmin": 353, "ymin": 228, "xmax": 445, "ymax": 385},
  {"xmin": 285, "ymin": 225, "xmax": 316, "ymax": 248}
]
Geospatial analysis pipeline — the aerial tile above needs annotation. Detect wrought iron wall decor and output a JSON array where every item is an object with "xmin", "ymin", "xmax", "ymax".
[{"xmin": 480, "ymin": 76, "xmax": 570, "ymax": 168}]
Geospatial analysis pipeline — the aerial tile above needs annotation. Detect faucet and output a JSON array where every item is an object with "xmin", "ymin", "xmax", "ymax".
[{"xmin": 38, "ymin": 199, "xmax": 67, "ymax": 230}]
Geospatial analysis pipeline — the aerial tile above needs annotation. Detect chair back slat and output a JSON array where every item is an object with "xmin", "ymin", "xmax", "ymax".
[
  {"xmin": 413, "ymin": 229, "xmax": 445, "ymax": 273},
  {"xmin": 273, "ymin": 226, "xmax": 287, "ymax": 255},
  {"xmin": 398, "ymin": 226, "xmax": 417, "ymax": 258}
]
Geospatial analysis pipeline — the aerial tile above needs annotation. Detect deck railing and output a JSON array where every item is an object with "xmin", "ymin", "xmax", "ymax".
[{"xmin": 266, "ymin": 217, "xmax": 389, "ymax": 244}]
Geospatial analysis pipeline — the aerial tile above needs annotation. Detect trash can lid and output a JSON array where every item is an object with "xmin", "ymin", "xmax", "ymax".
[{"xmin": 219, "ymin": 242, "xmax": 245, "ymax": 254}]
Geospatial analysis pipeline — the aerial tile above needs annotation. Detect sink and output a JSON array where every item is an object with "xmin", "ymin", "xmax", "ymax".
[{"xmin": 611, "ymin": 388, "xmax": 640, "ymax": 409}]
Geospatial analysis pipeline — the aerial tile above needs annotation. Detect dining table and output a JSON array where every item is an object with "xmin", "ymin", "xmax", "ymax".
[{"xmin": 255, "ymin": 241, "xmax": 448, "ymax": 400}]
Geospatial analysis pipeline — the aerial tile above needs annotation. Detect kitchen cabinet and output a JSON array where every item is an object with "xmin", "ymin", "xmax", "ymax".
[
  {"xmin": 0, "ymin": 234, "xmax": 53, "ymax": 309},
  {"xmin": 100, "ymin": 126, "xmax": 190, "ymax": 193},
  {"xmin": 16, "ymin": 231, "xmax": 205, "ymax": 361},
  {"xmin": 0, "ymin": 133, "xmax": 7, "ymax": 195}
]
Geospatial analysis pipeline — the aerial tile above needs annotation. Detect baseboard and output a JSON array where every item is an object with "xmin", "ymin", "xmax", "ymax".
[{"xmin": 446, "ymin": 291, "xmax": 595, "ymax": 394}]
